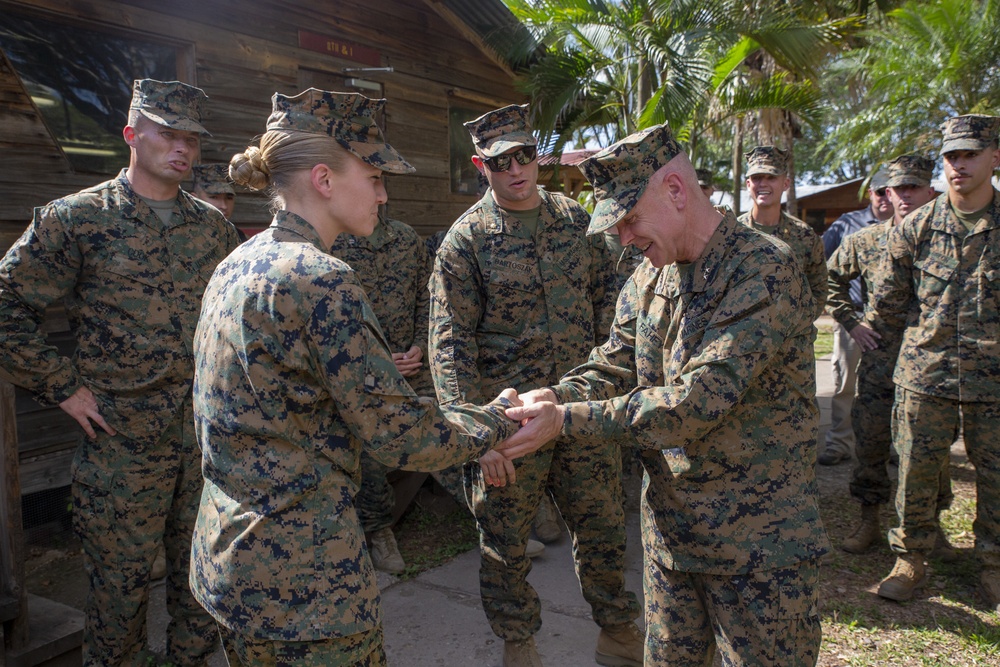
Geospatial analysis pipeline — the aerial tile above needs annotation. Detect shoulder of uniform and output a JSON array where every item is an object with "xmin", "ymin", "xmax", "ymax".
[{"xmin": 384, "ymin": 217, "xmax": 420, "ymax": 239}]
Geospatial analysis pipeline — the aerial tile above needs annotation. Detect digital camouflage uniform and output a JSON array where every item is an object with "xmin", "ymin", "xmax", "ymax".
[
  {"xmin": 330, "ymin": 215, "xmax": 432, "ymax": 534},
  {"xmin": 190, "ymin": 87, "xmax": 519, "ymax": 665},
  {"xmin": 737, "ymin": 209, "xmax": 828, "ymax": 321},
  {"xmin": 555, "ymin": 126, "xmax": 829, "ymax": 666},
  {"xmin": 191, "ymin": 210, "xmax": 517, "ymax": 650},
  {"xmin": 875, "ymin": 186, "xmax": 1000, "ymax": 568},
  {"xmin": 827, "ymin": 156, "xmax": 951, "ymax": 511},
  {"xmin": 0, "ymin": 79, "xmax": 239, "ymax": 667},
  {"xmin": 739, "ymin": 145, "xmax": 827, "ymax": 322},
  {"xmin": 429, "ymin": 133, "xmax": 639, "ymax": 638}
]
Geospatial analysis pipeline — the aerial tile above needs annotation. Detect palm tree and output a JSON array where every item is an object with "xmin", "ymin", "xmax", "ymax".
[
  {"xmin": 819, "ymin": 0, "xmax": 1000, "ymax": 172},
  {"xmin": 500, "ymin": 0, "xmax": 849, "ymax": 214}
]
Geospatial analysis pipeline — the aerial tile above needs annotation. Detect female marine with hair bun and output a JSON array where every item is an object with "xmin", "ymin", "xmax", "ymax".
[{"xmin": 188, "ymin": 90, "xmax": 528, "ymax": 665}]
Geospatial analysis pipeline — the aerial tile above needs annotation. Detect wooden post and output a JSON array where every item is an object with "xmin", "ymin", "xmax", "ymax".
[{"xmin": 0, "ymin": 378, "xmax": 28, "ymax": 654}]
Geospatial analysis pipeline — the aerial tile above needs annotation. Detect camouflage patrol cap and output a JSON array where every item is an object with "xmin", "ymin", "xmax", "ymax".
[
  {"xmin": 191, "ymin": 163, "xmax": 234, "ymax": 195},
  {"xmin": 130, "ymin": 79, "xmax": 210, "ymax": 136},
  {"xmin": 885, "ymin": 154, "xmax": 935, "ymax": 188},
  {"xmin": 940, "ymin": 114, "xmax": 1000, "ymax": 153},
  {"xmin": 695, "ymin": 168, "xmax": 713, "ymax": 187},
  {"xmin": 870, "ymin": 167, "xmax": 889, "ymax": 191},
  {"xmin": 579, "ymin": 124, "xmax": 685, "ymax": 235},
  {"xmin": 744, "ymin": 146, "xmax": 789, "ymax": 177},
  {"xmin": 464, "ymin": 104, "xmax": 537, "ymax": 158},
  {"xmin": 267, "ymin": 89, "xmax": 414, "ymax": 174}
]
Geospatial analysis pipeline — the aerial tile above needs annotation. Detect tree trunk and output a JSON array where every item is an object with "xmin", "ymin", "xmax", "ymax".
[{"xmin": 732, "ymin": 117, "xmax": 744, "ymax": 217}]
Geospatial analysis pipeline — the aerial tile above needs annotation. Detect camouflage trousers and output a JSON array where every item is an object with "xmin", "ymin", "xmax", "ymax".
[
  {"xmin": 71, "ymin": 401, "xmax": 217, "ymax": 667},
  {"xmin": 889, "ymin": 388, "xmax": 1000, "ymax": 569},
  {"xmin": 850, "ymin": 357, "xmax": 952, "ymax": 509},
  {"xmin": 467, "ymin": 437, "xmax": 640, "ymax": 641},
  {"xmin": 218, "ymin": 624, "xmax": 385, "ymax": 666},
  {"xmin": 357, "ymin": 451, "xmax": 394, "ymax": 533},
  {"xmin": 644, "ymin": 549, "xmax": 821, "ymax": 667},
  {"xmin": 824, "ymin": 321, "xmax": 861, "ymax": 457}
]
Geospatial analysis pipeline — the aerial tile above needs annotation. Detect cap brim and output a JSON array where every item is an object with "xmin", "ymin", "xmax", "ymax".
[
  {"xmin": 587, "ymin": 184, "xmax": 645, "ymax": 235},
  {"xmin": 201, "ymin": 185, "xmax": 235, "ymax": 195},
  {"xmin": 941, "ymin": 138, "xmax": 992, "ymax": 154},
  {"xmin": 745, "ymin": 165, "xmax": 785, "ymax": 177},
  {"xmin": 886, "ymin": 176, "xmax": 929, "ymax": 188},
  {"xmin": 139, "ymin": 109, "xmax": 210, "ymax": 136},
  {"xmin": 345, "ymin": 140, "xmax": 415, "ymax": 174},
  {"xmin": 479, "ymin": 132, "xmax": 537, "ymax": 158}
]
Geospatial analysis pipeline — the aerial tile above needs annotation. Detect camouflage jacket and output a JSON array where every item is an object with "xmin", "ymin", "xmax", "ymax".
[
  {"xmin": 604, "ymin": 230, "xmax": 646, "ymax": 298},
  {"xmin": 330, "ymin": 216, "xmax": 432, "ymax": 395},
  {"xmin": 0, "ymin": 169, "xmax": 239, "ymax": 440},
  {"xmin": 827, "ymin": 221, "xmax": 890, "ymax": 333},
  {"xmin": 190, "ymin": 210, "xmax": 517, "ymax": 641},
  {"xmin": 551, "ymin": 211, "xmax": 830, "ymax": 574},
  {"xmin": 738, "ymin": 210, "xmax": 828, "ymax": 319},
  {"xmin": 429, "ymin": 187, "xmax": 615, "ymax": 404},
  {"xmin": 874, "ymin": 191, "xmax": 1000, "ymax": 401}
]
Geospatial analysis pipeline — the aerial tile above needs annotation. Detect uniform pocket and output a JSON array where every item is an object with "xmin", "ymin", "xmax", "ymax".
[{"xmin": 482, "ymin": 266, "xmax": 541, "ymax": 337}]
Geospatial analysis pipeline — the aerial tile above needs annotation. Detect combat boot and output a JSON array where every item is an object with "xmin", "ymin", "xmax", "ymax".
[
  {"xmin": 150, "ymin": 545, "xmax": 167, "ymax": 580},
  {"xmin": 841, "ymin": 504, "xmax": 881, "ymax": 554},
  {"xmin": 525, "ymin": 539, "xmax": 545, "ymax": 559},
  {"xmin": 980, "ymin": 570, "xmax": 1000, "ymax": 614},
  {"xmin": 877, "ymin": 552, "xmax": 927, "ymax": 602},
  {"xmin": 503, "ymin": 636, "xmax": 543, "ymax": 667},
  {"xmin": 595, "ymin": 622, "xmax": 643, "ymax": 667},
  {"xmin": 534, "ymin": 495, "xmax": 563, "ymax": 543},
  {"xmin": 929, "ymin": 524, "xmax": 958, "ymax": 562},
  {"xmin": 369, "ymin": 527, "xmax": 405, "ymax": 574}
]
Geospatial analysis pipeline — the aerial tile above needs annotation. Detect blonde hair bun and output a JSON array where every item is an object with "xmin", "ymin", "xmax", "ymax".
[{"xmin": 230, "ymin": 146, "xmax": 271, "ymax": 191}]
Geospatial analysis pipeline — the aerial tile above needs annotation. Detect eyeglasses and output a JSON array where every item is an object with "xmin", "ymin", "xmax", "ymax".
[
  {"xmin": 873, "ymin": 188, "xmax": 887, "ymax": 197},
  {"xmin": 483, "ymin": 146, "xmax": 538, "ymax": 173}
]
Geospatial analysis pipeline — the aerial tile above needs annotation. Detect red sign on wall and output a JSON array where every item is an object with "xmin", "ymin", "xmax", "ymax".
[{"xmin": 298, "ymin": 30, "xmax": 381, "ymax": 67}]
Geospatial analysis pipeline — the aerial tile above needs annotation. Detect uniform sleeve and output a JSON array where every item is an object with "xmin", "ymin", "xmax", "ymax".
[
  {"xmin": 552, "ymin": 272, "xmax": 641, "ymax": 404},
  {"xmin": 412, "ymin": 236, "xmax": 432, "ymax": 361},
  {"xmin": 561, "ymin": 257, "xmax": 804, "ymax": 450},
  {"xmin": 0, "ymin": 205, "xmax": 85, "ymax": 403},
  {"xmin": 428, "ymin": 233, "xmax": 486, "ymax": 405},
  {"xmin": 806, "ymin": 231, "xmax": 829, "ymax": 318},
  {"xmin": 311, "ymin": 283, "xmax": 516, "ymax": 470},
  {"xmin": 826, "ymin": 236, "xmax": 863, "ymax": 332},
  {"xmin": 588, "ymin": 229, "xmax": 618, "ymax": 344},
  {"xmin": 871, "ymin": 220, "xmax": 916, "ymax": 335}
]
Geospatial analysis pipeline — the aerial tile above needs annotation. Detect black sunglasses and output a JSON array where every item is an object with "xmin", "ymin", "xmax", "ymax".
[
  {"xmin": 874, "ymin": 188, "xmax": 887, "ymax": 197},
  {"xmin": 483, "ymin": 146, "xmax": 538, "ymax": 172}
]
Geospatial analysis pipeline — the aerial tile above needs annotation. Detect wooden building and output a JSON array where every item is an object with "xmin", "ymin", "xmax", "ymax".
[{"xmin": 0, "ymin": 0, "xmax": 527, "ymax": 500}]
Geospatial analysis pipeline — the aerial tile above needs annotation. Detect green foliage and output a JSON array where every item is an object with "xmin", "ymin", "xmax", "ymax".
[{"xmin": 819, "ymin": 0, "xmax": 1000, "ymax": 171}]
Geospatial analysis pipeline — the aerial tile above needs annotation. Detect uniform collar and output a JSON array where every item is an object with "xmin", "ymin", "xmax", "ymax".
[
  {"xmin": 656, "ymin": 208, "xmax": 739, "ymax": 297},
  {"xmin": 481, "ymin": 186, "xmax": 550, "ymax": 236},
  {"xmin": 270, "ymin": 209, "xmax": 327, "ymax": 250}
]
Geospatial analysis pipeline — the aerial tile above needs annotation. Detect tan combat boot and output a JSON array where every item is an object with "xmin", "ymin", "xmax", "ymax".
[
  {"xmin": 368, "ymin": 527, "xmax": 406, "ymax": 574},
  {"xmin": 980, "ymin": 570, "xmax": 1000, "ymax": 615},
  {"xmin": 929, "ymin": 524, "xmax": 958, "ymax": 562},
  {"xmin": 533, "ymin": 495, "xmax": 563, "ymax": 544},
  {"xmin": 150, "ymin": 545, "xmax": 167, "ymax": 580},
  {"xmin": 503, "ymin": 636, "xmax": 543, "ymax": 667},
  {"xmin": 841, "ymin": 504, "xmax": 881, "ymax": 554},
  {"xmin": 595, "ymin": 622, "xmax": 644, "ymax": 667},
  {"xmin": 877, "ymin": 552, "xmax": 928, "ymax": 601}
]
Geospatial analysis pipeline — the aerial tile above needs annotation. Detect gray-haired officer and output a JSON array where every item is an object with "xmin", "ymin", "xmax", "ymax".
[
  {"xmin": 0, "ymin": 79, "xmax": 240, "ymax": 665},
  {"xmin": 503, "ymin": 124, "xmax": 830, "ymax": 666}
]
